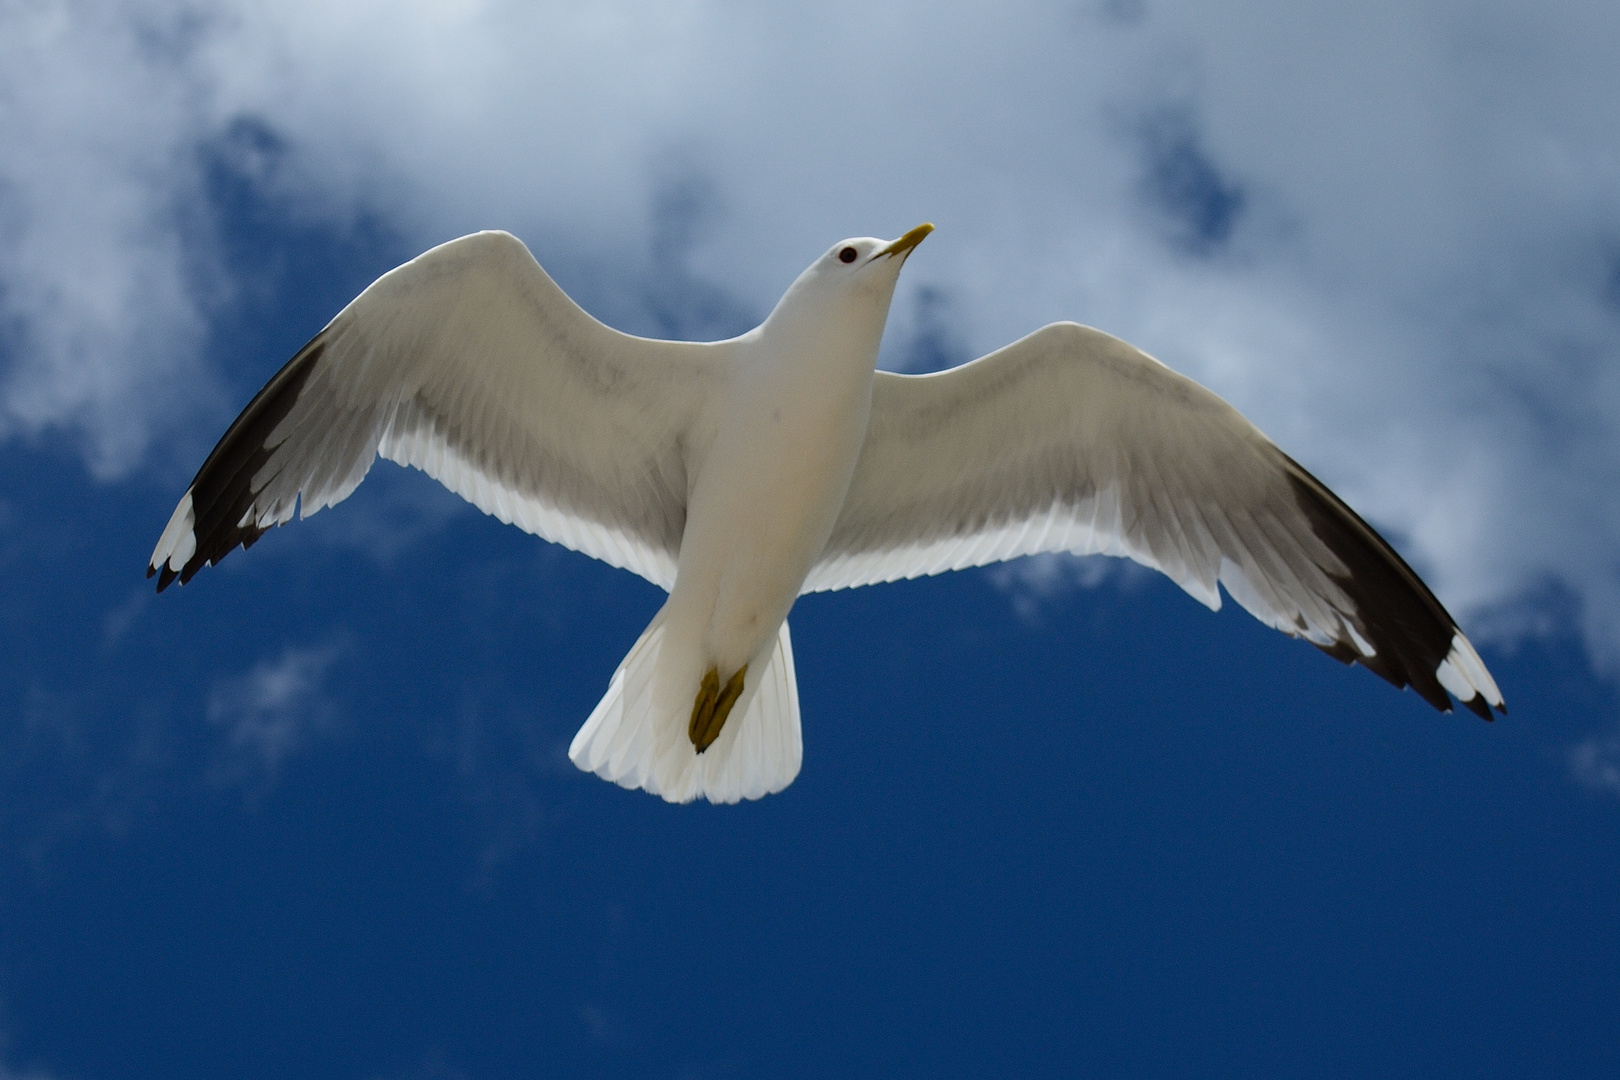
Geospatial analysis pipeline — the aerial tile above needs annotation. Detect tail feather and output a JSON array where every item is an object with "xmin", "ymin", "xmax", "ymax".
[{"xmin": 569, "ymin": 618, "xmax": 803, "ymax": 804}]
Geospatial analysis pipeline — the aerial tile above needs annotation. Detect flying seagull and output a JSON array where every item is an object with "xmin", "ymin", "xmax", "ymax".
[{"xmin": 149, "ymin": 225, "xmax": 1504, "ymax": 803}]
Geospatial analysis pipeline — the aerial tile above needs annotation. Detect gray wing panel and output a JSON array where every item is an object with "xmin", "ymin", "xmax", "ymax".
[
  {"xmin": 150, "ymin": 231, "xmax": 723, "ymax": 592},
  {"xmin": 808, "ymin": 322, "xmax": 1503, "ymax": 717}
]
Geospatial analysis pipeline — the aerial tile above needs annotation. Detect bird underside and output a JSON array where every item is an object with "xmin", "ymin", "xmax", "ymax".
[{"xmin": 145, "ymin": 229, "xmax": 1506, "ymax": 806}]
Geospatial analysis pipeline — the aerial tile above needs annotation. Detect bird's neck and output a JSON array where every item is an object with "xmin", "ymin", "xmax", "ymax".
[{"xmin": 755, "ymin": 290, "xmax": 891, "ymax": 383}]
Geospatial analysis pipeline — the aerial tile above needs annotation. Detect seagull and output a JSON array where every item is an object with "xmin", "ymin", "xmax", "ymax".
[{"xmin": 149, "ymin": 225, "xmax": 1505, "ymax": 803}]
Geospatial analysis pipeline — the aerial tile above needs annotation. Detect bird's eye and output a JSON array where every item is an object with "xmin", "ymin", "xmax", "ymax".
[{"xmin": 838, "ymin": 246, "xmax": 858, "ymax": 263}]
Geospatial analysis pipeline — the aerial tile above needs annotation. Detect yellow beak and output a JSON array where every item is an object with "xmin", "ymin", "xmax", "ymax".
[{"xmin": 876, "ymin": 222, "xmax": 934, "ymax": 260}]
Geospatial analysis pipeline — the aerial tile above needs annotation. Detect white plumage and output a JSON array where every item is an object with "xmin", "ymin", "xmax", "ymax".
[{"xmin": 150, "ymin": 226, "xmax": 1504, "ymax": 804}]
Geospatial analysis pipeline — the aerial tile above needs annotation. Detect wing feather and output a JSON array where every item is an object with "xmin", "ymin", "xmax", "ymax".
[
  {"xmin": 150, "ymin": 231, "xmax": 723, "ymax": 592},
  {"xmin": 809, "ymin": 321, "xmax": 1504, "ymax": 717}
]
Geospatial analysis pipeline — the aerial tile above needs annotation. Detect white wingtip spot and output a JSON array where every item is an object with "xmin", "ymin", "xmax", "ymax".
[
  {"xmin": 1436, "ymin": 632, "xmax": 1504, "ymax": 709},
  {"xmin": 1435, "ymin": 657, "xmax": 1475, "ymax": 702},
  {"xmin": 1346, "ymin": 622, "xmax": 1377, "ymax": 659},
  {"xmin": 150, "ymin": 491, "xmax": 196, "ymax": 573}
]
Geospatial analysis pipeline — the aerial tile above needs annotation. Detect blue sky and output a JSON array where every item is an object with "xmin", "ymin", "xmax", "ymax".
[{"xmin": 2, "ymin": 2, "xmax": 1619, "ymax": 1077}]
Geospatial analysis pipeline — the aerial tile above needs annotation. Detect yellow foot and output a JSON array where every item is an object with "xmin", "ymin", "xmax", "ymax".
[{"xmin": 688, "ymin": 664, "xmax": 748, "ymax": 753}]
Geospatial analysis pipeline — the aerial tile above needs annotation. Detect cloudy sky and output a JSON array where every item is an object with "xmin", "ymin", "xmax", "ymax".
[{"xmin": 1, "ymin": 1, "xmax": 1617, "ymax": 1076}]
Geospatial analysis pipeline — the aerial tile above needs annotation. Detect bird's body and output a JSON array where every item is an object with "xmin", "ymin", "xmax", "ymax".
[
  {"xmin": 671, "ymin": 252, "xmax": 885, "ymax": 687},
  {"xmin": 150, "ymin": 225, "xmax": 1504, "ymax": 804},
  {"xmin": 568, "ymin": 228, "xmax": 925, "ymax": 800}
]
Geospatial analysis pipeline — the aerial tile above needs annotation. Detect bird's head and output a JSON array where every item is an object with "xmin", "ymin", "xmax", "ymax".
[{"xmin": 760, "ymin": 224, "xmax": 934, "ymax": 362}]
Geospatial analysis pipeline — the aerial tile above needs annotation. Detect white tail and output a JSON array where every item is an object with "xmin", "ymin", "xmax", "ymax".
[{"xmin": 568, "ymin": 617, "xmax": 803, "ymax": 804}]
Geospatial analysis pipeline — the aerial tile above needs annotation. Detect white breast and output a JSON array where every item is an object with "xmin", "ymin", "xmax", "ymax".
[{"xmin": 667, "ymin": 330, "xmax": 876, "ymax": 671}]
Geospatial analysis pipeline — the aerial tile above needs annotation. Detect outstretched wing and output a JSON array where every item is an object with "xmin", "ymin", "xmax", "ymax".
[
  {"xmin": 150, "ymin": 231, "xmax": 725, "ymax": 592},
  {"xmin": 808, "ymin": 321, "xmax": 1504, "ymax": 719}
]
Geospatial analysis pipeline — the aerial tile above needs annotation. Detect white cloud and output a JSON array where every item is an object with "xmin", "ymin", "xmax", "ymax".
[
  {"xmin": 0, "ymin": 0, "xmax": 223, "ymax": 478},
  {"xmin": 206, "ymin": 640, "xmax": 343, "ymax": 789},
  {"xmin": 1570, "ymin": 726, "xmax": 1620, "ymax": 797},
  {"xmin": 986, "ymin": 554, "xmax": 1155, "ymax": 624},
  {"xmin": 5, "ymin": 0, "xmax": 1620, "ymax": 668}
]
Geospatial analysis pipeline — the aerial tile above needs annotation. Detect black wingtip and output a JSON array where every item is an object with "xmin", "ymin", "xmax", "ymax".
[
  {"xmin": 1283, "ymin": 462, "xmax": 1500, "ymax": 722},
  {"xmin": 150, "ymin": 332, "xmax": 325, "ymax": 592},
  {"xmin": 1459, "ymin": 692, "xmax": 1499, "ymax": 722}
]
